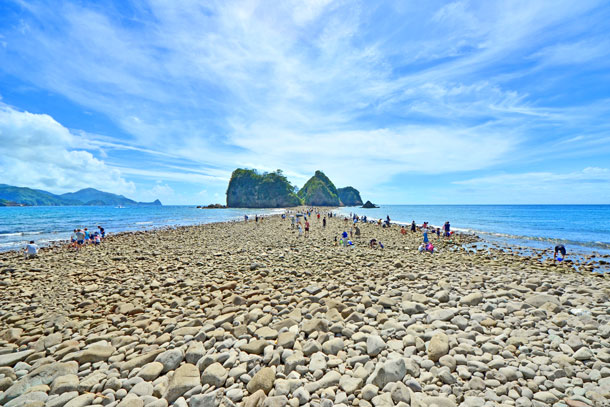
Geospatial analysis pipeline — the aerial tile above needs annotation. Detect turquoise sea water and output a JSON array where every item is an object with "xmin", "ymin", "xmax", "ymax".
[
  {"xmin": 1, "ymin": 205, "xmax": 609, "ymax": 259},
  {"xmin": 0, "ymin": 206, "xmax": 283, "ymax": 252},
  {"xmin": 335, "ymin": 205, "xmax": 610, "ymax": 257}
]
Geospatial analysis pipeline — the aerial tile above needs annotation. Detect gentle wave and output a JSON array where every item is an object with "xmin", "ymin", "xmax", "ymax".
[{"xmin": 0, "ymin": 230, "xmax": 44, "ymax": 237}]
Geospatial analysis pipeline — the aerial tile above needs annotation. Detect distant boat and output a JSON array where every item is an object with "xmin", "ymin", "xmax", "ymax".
[{"xmin": 115, "ymin": 205, "xmax": 125, "ymax": 209}]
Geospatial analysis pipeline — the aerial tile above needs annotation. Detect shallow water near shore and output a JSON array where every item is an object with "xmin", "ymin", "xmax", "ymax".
[
  {"xmin": 0, "ymin": 205, "xmax": 284, "ymax": 251},
  {"xmin": 336, "ymin": 204, "xmax": 610, "ymax": 258}
]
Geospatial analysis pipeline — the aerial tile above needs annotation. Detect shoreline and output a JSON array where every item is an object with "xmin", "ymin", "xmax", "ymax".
[
  {"xmin": 2, "ymin": 209, "xmax": 609, "ymax": 274},
  {"xmin": 0, "ymin": 214, "xmax": 609, "ymax": 406}
]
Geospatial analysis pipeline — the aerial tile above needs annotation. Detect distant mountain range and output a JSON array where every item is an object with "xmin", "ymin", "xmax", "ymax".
[{"xmin": 0, "ymin": 185, "xmax": 161, "ymax": 207}]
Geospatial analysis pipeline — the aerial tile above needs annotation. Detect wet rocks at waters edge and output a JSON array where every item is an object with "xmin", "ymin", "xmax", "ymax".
[{"xmin": 0, "ymin": 214, "xmax": 609, "ymax": 407}]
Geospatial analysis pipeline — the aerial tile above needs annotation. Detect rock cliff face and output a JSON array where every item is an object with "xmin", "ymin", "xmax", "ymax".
[
  {"xmin": 337, "ymin": 187, "xmax": 363, "ymax": 206},
  {"xmin": 226, "ymin": 169, "xmax": 301, "ymax": 208},
  {"xmin": 297, "ymin": 171, "xmax": 341, "ymax": 206}
]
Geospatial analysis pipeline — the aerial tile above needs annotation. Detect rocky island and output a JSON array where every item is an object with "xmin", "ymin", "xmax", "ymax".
[
  {"xmin": 226, "ymin": 169, "xmax": 365, "ymax": 208},
  {"xmin": 226, "ymin": 169, "xmax": 301, "ymax": 208}
]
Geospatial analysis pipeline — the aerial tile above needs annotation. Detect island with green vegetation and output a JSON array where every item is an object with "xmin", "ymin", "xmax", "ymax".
[
  {"xmin": 337, "ymin": 186, "xmax": 363, "ymax": 206},
  {"xmin": 0, "ymin": 184, "xmax": 162, "ymax": 206},
  {"xmin": 297, "ymin": 170, "xmax": 342, "ymax": 206},
  {"xmin": 226, "ymin": 169, "xmax": 301, "ymax": 208},
  {"xmin": 226, "ymin": 168, "xmax": 366, "ymax": 208}
]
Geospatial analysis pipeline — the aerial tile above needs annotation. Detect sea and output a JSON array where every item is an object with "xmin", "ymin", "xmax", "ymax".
[
  {"xmin": 335, "ymin": 205, "xmax": 610, "ymax": 259},
  {"xmin": 1, "ymin": 204, "xmax": 609, "ymax": 260},
  {"xmin": 0, "ymin": 206, "xmax": 284, "ymax": 252}
]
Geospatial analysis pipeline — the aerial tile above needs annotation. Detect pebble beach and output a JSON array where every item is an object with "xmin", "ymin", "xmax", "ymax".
[{"xmin": 0, "ymin": 214, "xmax": 609, "ymax": 407}]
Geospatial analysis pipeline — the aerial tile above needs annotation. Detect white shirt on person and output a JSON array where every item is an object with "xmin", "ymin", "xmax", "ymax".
[{"xmin": 26, "ymin": 244, "xmax": 38, "ymax": 255}]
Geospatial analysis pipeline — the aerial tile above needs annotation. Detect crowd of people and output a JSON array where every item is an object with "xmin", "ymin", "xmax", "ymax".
[
  {"xmin": 22, "ymin": 225, "xmax": 106, "ymax": 258},
  {"xmin": 70, "ymin": 225, "xmax": 106, "ymax": 250}
]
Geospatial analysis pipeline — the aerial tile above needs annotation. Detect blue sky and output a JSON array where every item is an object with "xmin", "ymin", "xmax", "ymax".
[{"xmin": 1, "ymin": 0, "xmax": 609, "ymax": 204}]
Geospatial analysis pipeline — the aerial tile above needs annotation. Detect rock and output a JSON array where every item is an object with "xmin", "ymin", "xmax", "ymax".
[
  {"xmin": 46, "ymin": 391, "xmax": 79, "ymax": 407},
  {"xmin": 533, "ymin": 391, "xmax": 559, "ymax": 404},
  {"xmin": 426, "ymin": 309, "xmax": 457, "ymax": 323},
  {"xmin": 361, "ymin": 384, "xmax": 378, "ymax": 401},
  {"xmin": 367, "ymin": 335, "xmax": 386, "ymax": 357},
  {"xmin": 255, "ymin": 326, "xmax": 279, "ymax": 340},
  {"xmin": 302, "ymin": 319, "xmax": 328, "ymax": 334},
  {"xmin": 277, "ymin": 332, "xmax": 297, "ymax": 348},
  {"xmin": 401, "ymin": 302, "xmax": 425, "ymax": 315},
  {"xmin": 573, "ymin": 347, "xmax": 594, "ymax": 361},
  {"xmin": 243, "ymin": 389, "xmax": 267, "ymax": 407},
  {"xmin": 262, "ymin": 395, "xmax": 288, "ymax": 407},
  {"xmin": 322, "ymin": 338, "xmax": 344, "ymax": 355},
  {"xmin": 76, "ymin": 344, "xmax": 115, "ymax": 364},
  {"xmin": 185, "ymin": 341, "xmax": 205, "ymax": 364},
  {"xmin": 50, "ymin": 374, "xmax": 78, "ymax": 395},
  {"xmin": 164, "ymin": 363, "xmax": 200, "ymax": 404},
  {"xmin": 391, "ymin": 382, "xmax": 411, "ymax": 403},
  {"xmin": 428, "ymin": 333, "xmax": 449, "ymax": 362},
  {"xmin": 190, "ymin": 389, "xmax": 223, "ymax": 407},
  {"xmin": 371, "ymin": 392, "xmax": 394, "ymax": 407},
  {"xmin": 0, "ymin": 349, "xmax": 35, "ymax": 367},
  {"xmin": 130, "ymin": 381, "xmax": 154, "ymax": 397},
  {"xmin": 5, "ymin": 391, "xmax": 48, "ymax": 407},
  {"xmin": 293, "ymin": 387, "xmax": 310, "ymax": 405},
  {"xmin": 0, "ymin": 361, "xmax": 78, "ymax": 405},
  {"xmin": 155, "ymin": 348, "xmax": 184, "ymax": 373},
  {"xmin": 121, "ymin": 350, "xmax": 164, "ymax": 372},
  {"xmin": 460, "ymin": 292, "xmax": 483, "ymax": 306},
  {"xmin": 240, "ymin": 340, "xmax": 271, "ymax": 355},
  {"xmin": 247, "ymin": 367, "xmax": 276, "ymax": 395},
  {"xmin": 339, "ymin": 375, "xmax": 363, "ymax": 394},
  {"xmin": 367, "ymin": 358, "xmax": 407, "ymax": 388},
  {"xmin": 201, "ymin": 362, "xmax": 228, "ymax": 388},
  {"xmin": 63, "ymin": 393, "xmax": 96, "ymax": 407},
  {"xmin": 525, "ymin": 294, "xmax": 559, "ymax": 308},
  {"xmin": 117, "ymin": 395, "xmax": 144, "ymax": 407},
  {"xmin": 137, "ymin": 362, "xmax": 164, "ymax": 381}
]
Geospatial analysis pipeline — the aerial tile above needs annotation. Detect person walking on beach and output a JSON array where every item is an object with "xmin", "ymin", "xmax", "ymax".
[
  {"xmin": 554, "ymin": 245, "xmax": 567, "ymax": 261},
  {"xmin": 98, "ymin": 225, "xmax": 105, "ymax": 238},
  {"xmin": 411, "ymin": 221, "xmax": 416, "ymax": 233},
  {"xmin": 401, "ymin": 226, "xmax": 406, "ymax": 235},
  {"xmin": 444, "ymin": 221, "xmax": 451, "ymax": 237},
  {"xmin": 422, "ymin": 223, "xmax": 429, "ymax": 244},
  {"xmin": 322, "ymin": 217, "xmax": 326, "ymax": 228},
  {"xmin": 304, "ymin": 220, "xmax": 310, "ymax": 237},
  {"xmin": 24, "ymin": 241, "xmax": 38, "ymax": 259}
]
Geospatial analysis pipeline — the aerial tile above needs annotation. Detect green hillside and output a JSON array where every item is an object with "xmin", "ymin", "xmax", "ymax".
[
  {"xmin": 338, "ymin": 186, "xmax": 363, "ymax": 206},
  {"xmin": 0, "ymin": 184, "xmax": 162, "ymax": 206},
  {"xmin": 226, "ymin": 169, "xmax": 301, "ymax": 208},
  {"xmin": 297, "ymin": 170, "xmax": 341, "ymax": 206}
]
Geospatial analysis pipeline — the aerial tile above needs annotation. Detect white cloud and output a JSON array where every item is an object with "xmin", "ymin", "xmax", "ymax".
[
  {"xmin": 452, "ymin": 167, "xmax": 610, "ymax": 204},
  {"xmin": 0, "ymin": 105, "xmax": 134, "ymax": 194},
  {"xmin": 1, "ymin": 1, "xmax": 609, "ymax": 203},
  {"xmin": 137, "ymin": 182, "xmax": 174, "ymax": 203}
]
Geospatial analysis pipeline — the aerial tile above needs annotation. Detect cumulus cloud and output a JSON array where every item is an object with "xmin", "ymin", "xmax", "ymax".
[
  {"xmin": 1, "ymin": 1, "xmax": 609, "ymax": 203},
  {"xmin": 0, "ymin": 105, "xmax": 134, "ymax": 194}
]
